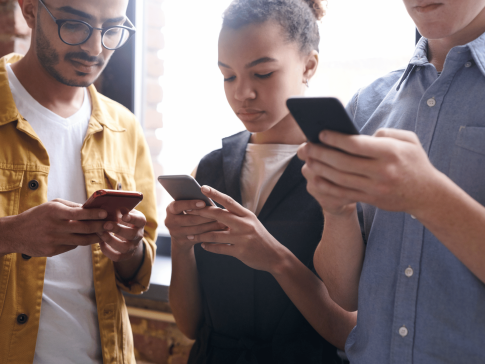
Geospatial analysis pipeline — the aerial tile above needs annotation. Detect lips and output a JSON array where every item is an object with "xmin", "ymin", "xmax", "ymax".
[
  {"xmin": 236, "ymin": 108, "xmax": 265, "ymax": 122},
  {"xmin": 70, "ymin": 59, "xmax": 99, "ymax": 73},
  {"xmin": 414, "ymin": 3, "xmax": 443, "ymax": 13}
]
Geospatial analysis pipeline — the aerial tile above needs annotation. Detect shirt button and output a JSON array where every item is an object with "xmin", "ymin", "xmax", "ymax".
[
  {"xmin": 21, "ymin": 254, "xmax": 32, "ymax": 260},
  {"xmin": 17, "ymin": 314, "xmax": 28, "ymax": 324},
  {"xmin": 427, "ymin": 98, "xmax": 436, "ymax": 107},
  {"xmin": 465, "ymin": 61, "xmax": 472, "ymax": 68},
  {"xmin": 399, "ymin": 326, "xmax": 408, "ymax": 337},
  {"xmin": 411, "ymin": 214, "xmax": 416, "ymax": 219},
  {"xmin": 28, "ymin": 180, "xmax": 39, "ymax": 191},
  {"xmin": 405, "ymin": 266, "xmax": 414, "ymax": 277}
]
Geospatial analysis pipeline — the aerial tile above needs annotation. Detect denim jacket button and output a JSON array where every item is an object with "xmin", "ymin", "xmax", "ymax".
[
  {"xmin": 17, "ymin": 314, "xmax": 28, "ymax": 324},
  {"xmin": 28, "ymin": 180, "xmax": 39, "ymax": 190},
  {"xmin": 21, "ymin": 254, "xmax": 31, "ymax": 260}
]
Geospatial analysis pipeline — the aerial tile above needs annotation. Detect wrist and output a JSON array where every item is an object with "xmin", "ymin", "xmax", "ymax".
[
  {"xmin": 0, "ymin": 216, "xmax": 17, "ymax": 255},
  {"xmin": 171, "ymin": 240, "xmax": 195, "ymax": 256},
  {"xmin": 323, "ymin": 204, "xmax": 358, "ymax": 221},
  {"xmin": 268, "ymin": 244, "xmax": 294, "ymax": 277}
]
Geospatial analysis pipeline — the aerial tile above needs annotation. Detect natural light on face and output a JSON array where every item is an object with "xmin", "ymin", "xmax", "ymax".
[{"xmin": 155, "ymin": 0, "xmax": 415, "ymax": 232}]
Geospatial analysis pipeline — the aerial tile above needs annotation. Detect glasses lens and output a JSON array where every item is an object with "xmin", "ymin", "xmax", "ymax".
[
  {"xmin": 103, "ymin": 27, "xmax": 130, "ymax": 49},
  {"xmin": 60, "ymin": 21, "xmax": 91, "ymax": 44}
]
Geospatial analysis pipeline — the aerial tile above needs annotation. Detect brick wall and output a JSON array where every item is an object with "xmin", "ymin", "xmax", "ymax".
[{"xmin": 0, "ymin": 0, "xmax": 31, "ymax": 57}]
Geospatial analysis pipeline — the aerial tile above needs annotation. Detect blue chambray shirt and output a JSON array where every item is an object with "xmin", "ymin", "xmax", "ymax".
[{"xmin": 344, "ymin": 35, "xmax": 485, "ymax": 363}]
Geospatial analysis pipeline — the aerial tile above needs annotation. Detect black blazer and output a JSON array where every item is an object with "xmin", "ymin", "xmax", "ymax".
[{"xmin": 189, "ymin": 131, "xmax": 341, "ymax": 364}]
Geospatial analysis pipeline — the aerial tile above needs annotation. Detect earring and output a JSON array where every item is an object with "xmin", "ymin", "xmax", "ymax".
[{"xmin": 303, "ymin": 79, "xmax": 309, "ymax": 88}]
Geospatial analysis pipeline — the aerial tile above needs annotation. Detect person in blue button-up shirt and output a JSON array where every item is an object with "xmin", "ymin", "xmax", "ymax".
[{"xmin": 298, "ymin": 0, "xmax": 485, "ymax": 363}]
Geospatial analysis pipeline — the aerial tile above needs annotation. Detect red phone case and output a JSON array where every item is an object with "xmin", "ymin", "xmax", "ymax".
[{"xmin": 83, "ymin": 189, "xmax": 143, "ymax": 221}]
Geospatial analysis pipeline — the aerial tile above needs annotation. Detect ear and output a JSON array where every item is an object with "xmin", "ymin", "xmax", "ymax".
[
  {"xmin": 303, "ymin": 50, "xmax": 319, "ymax": 81},
  {"xmin": 20, "ymin": 0, "xmax": 38, "ymax": 30}
]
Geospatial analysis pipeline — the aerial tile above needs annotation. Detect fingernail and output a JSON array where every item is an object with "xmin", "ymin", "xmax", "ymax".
[
  {"xmin": 319, "ymin": 131, "xmax": 327, "ymax": 142},
  {"xmin": 105, "ymin": 223, "xmax": 113, "ymax": 230},
  {"xmin": 99, "ymin": 211, "xmax": 107, "ymax": 219},
  {"xmin": 201, "ymin": 243, "xmax": 206, "ymax": 249},
  {"xmin": 196, "ymin": 202, "xmax": 205, "ymax": 208},
  {"xmin": 122, "ymin": 214, "xmax": 131, "ymax": 222},
  {"xmin": 187, "ymin": 235, "xmax": 194, "ymax": 240},
  {"xmin": 201, "ymin": 186, "xmax": 210, "ymax": 193}
]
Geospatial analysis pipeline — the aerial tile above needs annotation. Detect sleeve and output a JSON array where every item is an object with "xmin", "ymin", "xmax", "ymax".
[{"xmin": 116, "ymin": 120, "xmax": 158, "ymax": 294}]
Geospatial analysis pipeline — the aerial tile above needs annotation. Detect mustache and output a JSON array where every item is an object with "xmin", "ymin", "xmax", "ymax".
[{"xmin": 64, "ymin": 52, "xmax": 105, "ymax": 66}]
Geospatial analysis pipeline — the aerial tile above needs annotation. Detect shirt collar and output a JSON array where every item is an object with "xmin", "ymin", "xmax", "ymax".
[
  {"xmin": 0, "ymin": 53, "xmax": 124, "ymax": 132},
  {"xmin": 397, "ymin": 32, "xmax": 485, "ymax": 91}
]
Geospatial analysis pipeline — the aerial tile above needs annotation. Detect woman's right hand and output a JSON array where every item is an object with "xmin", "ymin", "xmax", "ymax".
[{"xmin": 165, "ymin": 200, "xmax": 226, "ymax": 252}]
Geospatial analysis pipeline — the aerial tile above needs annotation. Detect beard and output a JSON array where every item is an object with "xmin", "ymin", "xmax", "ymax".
[{"xmin": 35, "ymin": 19, "xmax": 106, "ymax": 87}]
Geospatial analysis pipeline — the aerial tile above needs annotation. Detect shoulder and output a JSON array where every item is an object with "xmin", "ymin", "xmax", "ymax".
[
  {"xmin": 93, "ymin": 90, "xmax": 141, "ymax": 133},
  {"xmin": 347, "ymin": 69, "xmax": 405, "ymax": 130}
]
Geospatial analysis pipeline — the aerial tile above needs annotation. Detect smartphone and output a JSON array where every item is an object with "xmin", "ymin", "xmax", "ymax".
[
  {"xmin": 286, "ymin": 97, "xmax": 359, "ymax": 144},
  {"xmin": 158, "ymin": 175, "xmax": 215, "ymax": 207},
  {"xmin": 83, "ymin": 189, "xmax": 144, "ymax": 221}
]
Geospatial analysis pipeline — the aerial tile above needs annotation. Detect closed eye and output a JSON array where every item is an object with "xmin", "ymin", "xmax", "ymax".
[
  {"xmin": 255, "ymin": 72, "xmax": 274, "ymax": 79},
  {"xmin": 224, "ymin": 76, "xmax": 236, "ymax": 82}
]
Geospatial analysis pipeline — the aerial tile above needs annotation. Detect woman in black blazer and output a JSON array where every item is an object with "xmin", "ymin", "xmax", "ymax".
[{"xmin": 165, "ymin": 0, "xmax": 356, "ymax": 362}]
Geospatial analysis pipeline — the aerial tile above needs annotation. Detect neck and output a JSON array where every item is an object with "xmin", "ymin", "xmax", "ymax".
[
  {"xmin": 428, "ymin": 9, "xmax": 485, "ymax": 72},
  {"xmin": 10, "ymin": 49, "xmax": 85, "ymax": 118},
  {"xmin": 250, "ymin": 113, "xmax": 306, "ymax": 145}
]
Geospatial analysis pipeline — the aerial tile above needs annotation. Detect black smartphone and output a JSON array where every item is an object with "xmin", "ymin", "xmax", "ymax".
[
  {"xmin": 286, "ymin": 97, "xmax": 359, "ymax": 144},
  {"xmin": 158, "ymin": 175, "xmax": 215, "ymax": 207}
]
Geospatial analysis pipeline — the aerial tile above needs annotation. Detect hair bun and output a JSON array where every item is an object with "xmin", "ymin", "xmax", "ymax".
[{"xmin": 302, "ymin": 0, "xmax": 326, "ymax": 20}]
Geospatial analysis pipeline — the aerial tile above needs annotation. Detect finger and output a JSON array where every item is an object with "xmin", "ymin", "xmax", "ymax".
[
  {"xmin": 186, "ymin": 206, "xmax": 239, "ymax": 227},
  {"xmin": 65, "ymin": 220, "xmax": 106, "ymax": 234},
  {"xmin": 49, "ymin": 245, "xmax": 78, "ymax": 257},
  {"xmin": 374, "ymin": 128, "xmax": 420, "ymax": 144},
  {"xmin": 305, "ymin": 156, "xmax": 373, "ymax": 191},
  {"xmin": 100, "ymin": 231, "xmax": 137, "ymax": 255},
  {"xmin": 200, "ymin": 186, "xmax": 247, "ymax": 217},
  {"xmin": 51, "ymin": 198, "xmax": 82, "ymax": 208},
  {"xmin": 56, "ymin": 203, "xmax": 108, "ymax": 221},
  {"xmin": 104, "ymin": 221, "xmax": 143, "ymax": 242},
  {"xmin": 317, "ymin": 131, "xmax": 392, "ymax": 159},
  {"xmin": 297, "ymin": 142, "xmax": 309, "ymax": 161},
  {"xmin": 65, "ymin": 233, "xmax": 103, "ymax": 246},
  {"xmin": 201, "ymin": 242, "xmax": 236, "ymax": 257},
  {"xmin": 167, "ymin": 213, "xmax": 217, "ymax": 228},
  {"xmin": 302, "ymin": 165, "xmax": 361, "ymax": 204},
  {"xmin": 167, "ymin": 199, "xmax": 208, "ymax": 215},
  {"xmin": 174, "ymin": 221, "xmax": 227, "ymax": 240},
  {"xmin": 99, "ymin": 241, "xmax": 123, "ymax": 261},
  {"xmin": 191, "ymin": 230, "xmax": 232, "ymax": 244},
  {"xmin": 121, "ymin": 209, "xmax": 147, "ymax": 228}
]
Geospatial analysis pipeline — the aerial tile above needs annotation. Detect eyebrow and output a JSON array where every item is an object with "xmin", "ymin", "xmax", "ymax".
[
  {"xmin": 218, "ymin": 57, "xmax": 278, "ymax": 70},
  {"xmin": 57, "ymin": 6, "xmax": 126, "ymax": 24}
]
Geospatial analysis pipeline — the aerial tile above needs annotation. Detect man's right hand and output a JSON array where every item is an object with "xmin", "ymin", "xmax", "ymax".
[{"xmin": 0, "ymin": 199, "xmax": 108, "ymax": 257}]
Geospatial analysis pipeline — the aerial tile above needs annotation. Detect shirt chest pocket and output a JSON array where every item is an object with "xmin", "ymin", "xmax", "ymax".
[
  {"xmin": 0, "ymin": 168, "xmax": 24, "ymax": 217},
  {"xmin": 85, "ymin": 169, "xmax": 137, "ymax": 197},
  {"xmin": 449, "ymin": 126, "xmax": 485, "ymax": 205}
]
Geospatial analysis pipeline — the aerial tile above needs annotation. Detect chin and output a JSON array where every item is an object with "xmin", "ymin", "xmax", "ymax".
[{"xmin": 417, "ymin": 22, "xmax": 458, "ymax": 40}]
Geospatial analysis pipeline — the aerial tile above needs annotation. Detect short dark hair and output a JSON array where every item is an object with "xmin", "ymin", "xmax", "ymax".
[{"xmin": 222, "ymin": 0, "xmax": 325, "ymax": 53}]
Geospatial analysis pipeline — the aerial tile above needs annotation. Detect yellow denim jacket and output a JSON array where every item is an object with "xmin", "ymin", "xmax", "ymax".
[{"xmin": 0, "ymin": 54, "xmax": 158, "ymax": 364}]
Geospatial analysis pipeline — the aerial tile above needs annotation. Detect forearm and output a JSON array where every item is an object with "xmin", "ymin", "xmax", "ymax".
[
  {"xmin": 114, "ymin": 240, "xmax": 145, "ymax": 281},
  {"xmin": 169, "ymin": 243, "xmax": 203, "ymax": 340},
  {"xmin": 315, "ymin": 208, "xmax": 364, "ymax": 311},
  {"xmin": 414, "ymin": 173, "xmax": 485, "ymax": 283},
  {"xmin": 272, "ymin": 248, "xmax": 357, "ymax": 350}
]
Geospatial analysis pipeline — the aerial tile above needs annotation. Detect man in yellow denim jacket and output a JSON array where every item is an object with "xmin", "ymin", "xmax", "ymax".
[{"xmin": 0, "ymin": 0, "xmax": 157, "ymax": 363}]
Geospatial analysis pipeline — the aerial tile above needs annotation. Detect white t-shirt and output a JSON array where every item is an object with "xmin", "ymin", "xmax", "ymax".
[
  {"xmin": 7, "ymin": 64, "xmax": 102, "ymax": 364},
  {"xmin": 240, "ymin": 143, "xmax": 300, "ymax": 216}
]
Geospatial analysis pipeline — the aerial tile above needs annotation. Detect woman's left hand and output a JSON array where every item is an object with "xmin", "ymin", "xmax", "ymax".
[{"xmin": 186, "ymin": 186, "xmax": 289, "ymax": 273}]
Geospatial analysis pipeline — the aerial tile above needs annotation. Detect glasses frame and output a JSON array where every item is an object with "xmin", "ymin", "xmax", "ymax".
[{"xmin": 38, "ymin": 0, "xmax": 136, "ymax": 50}]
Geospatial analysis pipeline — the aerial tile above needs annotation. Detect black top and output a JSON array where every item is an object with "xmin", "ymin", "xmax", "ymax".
[{"xmin": 189, "ymin": 131, "xmax": 341, "ymax": 364}]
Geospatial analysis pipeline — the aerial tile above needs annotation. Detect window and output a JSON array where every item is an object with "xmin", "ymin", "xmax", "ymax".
[{"xmin": 152, "ymin": 0, "xmax": 416, "ymax": 234}]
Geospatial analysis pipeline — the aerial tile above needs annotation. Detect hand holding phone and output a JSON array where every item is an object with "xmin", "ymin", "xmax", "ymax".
[
  {"xmin": 287, "ymin": 96, "xmax": 359, "ymax": 144},
  {"xmin": 83, "ymin": 189, "xmax": 144, "ymax": 221}
]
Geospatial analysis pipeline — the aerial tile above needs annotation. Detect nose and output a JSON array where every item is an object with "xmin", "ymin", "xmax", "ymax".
[
  {"xmin": 80, "ymin": 28, "xmax": 103, "ymax": 57},
  {"xmin": 234, "ymin": 78, "xmax": 256, "ymax": 102}
]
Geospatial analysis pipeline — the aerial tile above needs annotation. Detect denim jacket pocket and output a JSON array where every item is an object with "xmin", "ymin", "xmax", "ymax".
[
  {"xmin": 103, "ymin": 169, "xmax": 137, "ymax": 192},
  {"xmin": 449, "ymin": 126, "xmax": 485, "ymax": 205},
  {"xmin": 0, "ymin": 168, "xmax": 24, "ymax": 217}
]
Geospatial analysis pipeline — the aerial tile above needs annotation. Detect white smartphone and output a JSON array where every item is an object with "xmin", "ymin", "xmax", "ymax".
[{"xmin": 158, "ymin": 175, "xmax": 215, "ymax": 207}]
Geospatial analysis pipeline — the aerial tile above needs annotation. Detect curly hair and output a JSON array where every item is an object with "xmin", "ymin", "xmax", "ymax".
[{"xmin": 222, "ymin": 0, "xmax": 326, "ymax": 53}]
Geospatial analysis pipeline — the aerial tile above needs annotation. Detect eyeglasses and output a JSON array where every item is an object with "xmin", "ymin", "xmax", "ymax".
[{"xmin": 38, "ymin": 0, "xmax": 136, "ymax": 50}]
